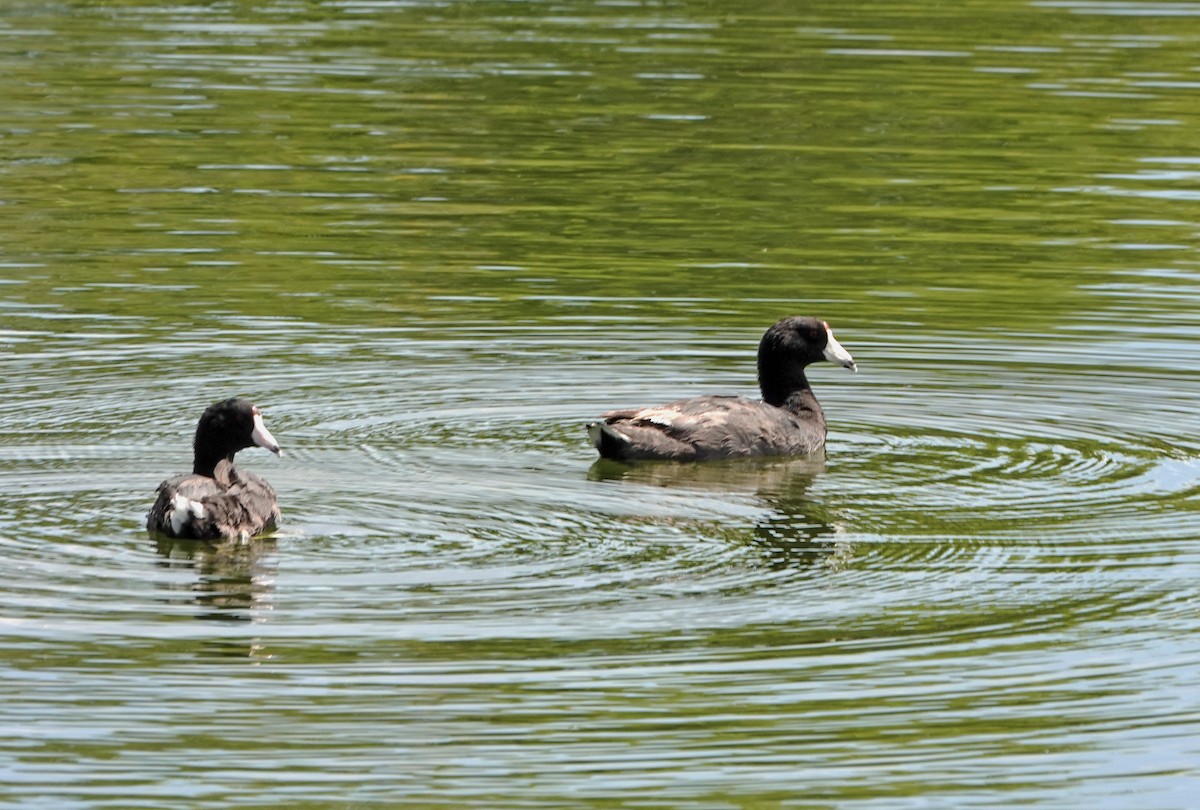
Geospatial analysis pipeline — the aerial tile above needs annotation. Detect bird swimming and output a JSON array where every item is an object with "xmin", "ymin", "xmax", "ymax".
[
  {"xmin": 588, "ymin": 316, "xmax": 856, "ymax": 461},
  {"xmin": 146, "ymin": 398, "xmax": 283, "ymax": 540}
]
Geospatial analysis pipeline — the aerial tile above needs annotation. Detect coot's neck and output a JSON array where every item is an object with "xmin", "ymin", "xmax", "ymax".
[
  {"xmin": 761, "ymin": 367, "xmax": 826, "ymax": 420},
  {"xmin": 760, "ymin": 364, "xmax": 810, "ymax": 408},
  {"xmin": 193, "ymin": 448, "xmax": 237, "ymax": 479}
]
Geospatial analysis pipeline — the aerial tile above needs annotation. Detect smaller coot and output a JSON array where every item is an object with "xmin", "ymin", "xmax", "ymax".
[
  {"xmin": 146, "ymin": 398, "xmax": 283, "ymax": 540},
  {"xmin": 588, "ymin": 316, "xmax": 856, "ymax": 461}
]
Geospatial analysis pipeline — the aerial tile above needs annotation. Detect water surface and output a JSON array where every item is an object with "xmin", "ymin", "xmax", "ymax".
[{"xmin": 2, "ymin": 0, "xmax": 1199, "ymax": 807}]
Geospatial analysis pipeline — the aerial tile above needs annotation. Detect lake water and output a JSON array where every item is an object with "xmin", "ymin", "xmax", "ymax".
[{"xmin": 2, "ymin": 0, "xmax": 1199, "ymax": 807}]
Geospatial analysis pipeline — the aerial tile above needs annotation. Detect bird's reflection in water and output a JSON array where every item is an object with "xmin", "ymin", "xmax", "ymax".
[
  {"xmin": 589, "ymin": 454, "xmax": 852, "ymax": 570},
  {"xmin": 152, "ymin": 533, "xmax": 278, "ymax": 627}
]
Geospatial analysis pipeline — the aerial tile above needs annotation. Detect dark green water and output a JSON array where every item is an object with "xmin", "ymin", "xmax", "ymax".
[{"xmin": 2, "ymin": 0, "xmax": 1199, "ymax": 807}]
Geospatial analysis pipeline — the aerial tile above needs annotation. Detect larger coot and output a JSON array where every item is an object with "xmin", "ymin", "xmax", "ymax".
[{"xmin": 588, "ymin": 317, "xmax": 856, "ymax": 461}]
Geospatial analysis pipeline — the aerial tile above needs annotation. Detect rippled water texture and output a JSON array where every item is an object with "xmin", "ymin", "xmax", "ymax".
[{"xmin": 2, "ymin": 0, "xmax": 1200, "ymax": 807}]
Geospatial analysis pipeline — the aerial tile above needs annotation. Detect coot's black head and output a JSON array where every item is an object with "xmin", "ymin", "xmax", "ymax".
[
  {"xmin": 192, "ymin": 398, "xmax": 282, "ymax": 476},
  {"xmin": 757, "ymin": 316, "xmax": 856, "ymax": 405},
  {"xmin": 758, "ymin": 316, "xmax": 856, "ymax": 372}
]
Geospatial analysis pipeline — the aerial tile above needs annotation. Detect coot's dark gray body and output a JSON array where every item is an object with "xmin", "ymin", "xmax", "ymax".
[
  {"xmin": 588, "ymin": 316, "xmax": 856, "ymax": 462},
  {"xmin": 147, "ymin": 398, "xmax": 283, "ymax": 541}
]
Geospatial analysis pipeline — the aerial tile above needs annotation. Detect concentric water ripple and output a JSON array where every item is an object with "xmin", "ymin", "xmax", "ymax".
[
  {"xmin": 4, "ymin": 319, "xmax": 1196, "ymax": 650},
  {"xmin": 3, "ymin": 323, "xmax": 1198, "ymax": 809}
]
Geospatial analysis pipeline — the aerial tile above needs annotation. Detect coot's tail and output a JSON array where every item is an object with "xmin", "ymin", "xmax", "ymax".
[{"xmin": 587, "ymin": 421, "xmax": 632, "ymax": 461}]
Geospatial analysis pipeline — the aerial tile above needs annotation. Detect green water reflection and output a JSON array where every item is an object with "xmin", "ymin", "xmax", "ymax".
[
  {"xmin": 4, "ymin": 0, "xmax": 1199, "ymax": 335},
  {"xmin": 2, "ymin": 0, "xmax": 1199, "ymax": 807}
]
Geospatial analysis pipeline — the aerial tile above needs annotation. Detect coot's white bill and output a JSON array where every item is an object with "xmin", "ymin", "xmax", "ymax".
[
  {"xmin": 823, "ymin": 327, "xmax": 857, "ymax": 372},
  {"xmin": 251, "ymin": 409, "xmax": 283, "ymax": 456}
]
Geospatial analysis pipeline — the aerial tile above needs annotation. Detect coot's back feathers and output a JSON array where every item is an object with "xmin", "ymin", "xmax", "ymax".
[
  {"xmin": 151, "ymin": 465, "xmax": 280, "ymax": 540},
  {"xmin": 588, "ymin": 317, "xmax": 856, "ymax": 462},
  {"xmin": 590, "ymin": 395, "xmax": 825, "ymax": 461},
  {"xmin": 147, "ymin": 398, "xmax": 283, "ymax": 541}
]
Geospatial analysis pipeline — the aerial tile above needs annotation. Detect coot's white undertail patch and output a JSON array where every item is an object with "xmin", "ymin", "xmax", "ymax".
[
  {"xmin": 167, "ymin": 492, "xmax": 207, "ymax": 535},
  {"xmin": 147, "ymin": 398, "xmax": 283, "ymax": 540},
  {"xmin": 588, "ymin": 316, "xmax": 857, "ymax": 461}
]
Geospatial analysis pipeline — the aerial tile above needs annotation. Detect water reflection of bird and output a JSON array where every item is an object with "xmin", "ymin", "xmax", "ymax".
[
  {"xmin": 153, "ymin": 533, "xmax": 278, "ymax": 629},
  {"xmin": 589, "ymin": 455, "xmax": 851, "ymax": 569},
  {"xmin": 146, "ymin": 398, "xmax": 283, "ymax": 541},
  {"xmin": 588, "ymin": 316, "xmax": 857, "ymax": 461}
]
